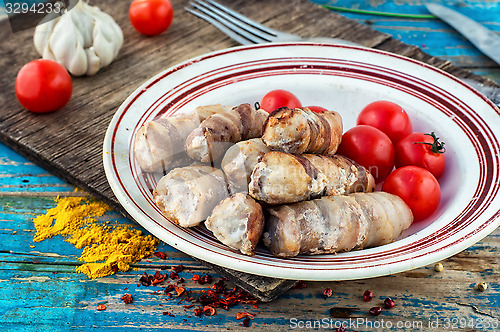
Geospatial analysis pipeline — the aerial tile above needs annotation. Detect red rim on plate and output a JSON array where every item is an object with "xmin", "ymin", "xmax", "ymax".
[{"xmin": 103, "ymin": 43, "xmax": 500, "ymax": 280}]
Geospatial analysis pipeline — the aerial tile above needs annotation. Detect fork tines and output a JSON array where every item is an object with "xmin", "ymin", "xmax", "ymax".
[{"xmin": 185, "ymin": 0, "xmax": 283, "ymax": 44}]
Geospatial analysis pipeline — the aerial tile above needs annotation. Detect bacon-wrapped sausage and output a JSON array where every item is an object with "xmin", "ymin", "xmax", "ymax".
[
  {"xmin": 153, "ymin": 165, "xmax": 230, "ymax": 227},
  {"xmin": 185, "ymin": 103, "xmax": 268, "ymax": 163},
  {"xmin": 263, "ymin": 192, "xmax": 413, "ymax": 257},
  {"xmin": 134, "ymin": 104, "xmax": 230, "ymax": 173},
  {"xmin": 205, "ymin": 193, "xmax": 264, "ymax": 256},
  {"xmin": 249, "ymin": 151, "xmax": 375, "ymax": 204},
  {"xmin": 221, "ymin": 138, "xmax": 271, "ymax": 191},
  {"xmin": 261, "ymin": 107, "xmax": 343, "ymax": 155}
]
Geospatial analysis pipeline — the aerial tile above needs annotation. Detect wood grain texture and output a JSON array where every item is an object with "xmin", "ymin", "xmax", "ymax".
[
  {"xmin": 0, "ymin": 125, "xmax": 499, "ymax": 330},
  {"xmin": 1, "ymin": 0, "xmax": 499, "ymax": 305},
  {"xmin": 1, "ymin": 190, "xmax": 499, "ymax": 331},
  {"xmin": 0, "ymin": 0, "xmax": 496, "ymax": 212}
]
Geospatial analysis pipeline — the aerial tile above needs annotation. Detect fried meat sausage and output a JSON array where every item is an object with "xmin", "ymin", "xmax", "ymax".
[
  {"xmin": 185, "ymin": 103, "xmax": 268, "ymax": 163},
  {"xmin": 263, "ymin": 192, "xmax": 413, "ymax": 257},
  {"xmin": 205, "ymin": 193, "xmax": 264, "ymax": 256},
  {"xmin": 134, "ymin": 104, "xmax": 230, "ymax": 173},
  {"xmin": 249, "ymin": 151, "xmax": 375, "ymax": 204},
  {"xmin": 221, "ymin": 138, "xmax": 271, "ymax": 191},
  {"xmin": 262, "ymin": 107, "xmax": 343, "ymax": 155},
  {"xmin": 153, "ymin": 165, "xmax": 230, "ymax": 227}
]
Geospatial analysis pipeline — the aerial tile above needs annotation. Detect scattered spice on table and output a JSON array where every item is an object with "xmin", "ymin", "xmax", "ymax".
[
  {"xmin": 292, "ymin": 281, "xmax": 307, "ymax": 289},
  {"xmin": 202, "ymin": 306, "xmax": 216, "ymax": 316},
  {"xmin": 31, "ymin": 194, "xmax": 159, "ymax": 279},
  {"xmin": 139, "ymin": 267, "xmax": 259, "ymax": 326},
  {"xmin": 477, "ymin": 282, "xmax": 488, "ymax": 292},
  {"xmin": 172, "ymin": 265, "xmax": 184, "ymax": 273},
  {"xmin": 197, "ymin": 274, "xmax": 213, "ymax": 285},
  {"xmin": 241, "ymin": 317, "xmax": 251, "ymax": 327},
  {"xmin": 369, "ymin": 306, "xmax": 383, "ymax": 316},
  {"xmin": 33, "ymin": 195, "xmax": 109, "ymax": 241},
  {"xmin": 363, "ymin": 290, "xmax": 373, "ymax": 301},
  {"xmin": 154, "ymin": 251, "xmax": 168, "ymax": 259},
  {"xmin": 236, "ymin": 312, "xmax": 255, "ymax": 320},
  {"xmin": 174, "ymin": 285, "xmax": 186, "ymax": 296},
  {"xmin": 96, "ymin": 304, "xmax": 107, "ymax": 311},
  {"xmin": 384, "ymin": 297, "xmax": 395, "ymax": 309},
  {"xmin": 121, "ymin": 294, "xmax": 134, "ymax": 304},
  {"xmin": 323, "ymin": 287, "xmax": 333, "ymax": 299}
]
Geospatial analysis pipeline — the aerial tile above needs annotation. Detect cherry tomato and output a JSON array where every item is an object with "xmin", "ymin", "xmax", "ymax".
[
  {"xmin": 306, "ymin": 106, "xmax": 329, "ymax": 113},
  {"xmin": 395, "ymin": 132, "xmax": 446, "ymax": 179},
  {"xmin": 382, "ymin": 166, "xmax": 441, "ymax": 222},
  {"xmin": 357, "ymin": 100, "xmax": 412, "ymax": 143},
  {"xmin": 337, "ymin": 125, "xmax": 395, "ymax": 183},
  {"xmin": 15, "ymin": 59, "xmax": 72, "ymax": 113},
  {"xmin": 260, "ymin": 89, "xmax": 302, "ymax": 113},
  {"xmin": 129, "ymin": 0, "xmax": 174, "ymax": 36}
]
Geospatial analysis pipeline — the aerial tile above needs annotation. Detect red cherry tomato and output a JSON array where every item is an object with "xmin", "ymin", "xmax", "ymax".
[
  {"xmin": 129, "ymin": 0, "xmax": 174, "ymax": 36},
  {"xmin": 306, "ymin": 106, "xmax": 329, "ymax": 113},
  {"xmin": 337, "ymin": 125, "xmax": 395, "ymax": 183},
  {"xmin": 357, "ymin": 100, "xmax": 412, "ymax": 143},
  {"xmin": 15, "ymin": 59, "xmax": 72, "ymax": 113},
  {"xmin": 382, "ymin": 166, "xmax": 441, "ymax": 222},
  {"xmin": 395, "ymin": 132, "xmax": 446, "ymax": 179},
  {"xmin": 260, "ymin": 89, "xmax": 302, "ymax": 113}
]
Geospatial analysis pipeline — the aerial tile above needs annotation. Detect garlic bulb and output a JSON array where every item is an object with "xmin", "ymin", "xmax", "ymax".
[{"xmin": 34, "ymin": 1, "xmax": 123, "ymax": 76}]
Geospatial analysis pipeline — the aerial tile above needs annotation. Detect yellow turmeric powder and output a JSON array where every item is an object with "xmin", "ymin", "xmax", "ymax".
[
  {"xmin": 33, "ymin": 196, "xmax": 109, "ymax": 241},
  {"xmin": 32, "ymin": 194, "xmax": 159, "ymax": 279}
]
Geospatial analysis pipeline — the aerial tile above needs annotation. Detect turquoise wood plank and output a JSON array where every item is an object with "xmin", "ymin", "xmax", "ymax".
[
  {"xmin": 4, "ymin": 178, "xmax": 492, "ymax": 330},
  {"xmin": 1, "ymin": 263, "xmax": 498, "ymax": 331},
  {"xmin": 0, "ymin": 195, "xmax": 195, "ymax": 265},
  {"xmin": 0, "ymin": 143, "xmax": 74, "ymax": 194},
  {"xmin": 0, "ymin": 269, "xmax": 243, "ymax": 331},
  {"xmin": 0, "ymin": 143, "xmax": 201, "ymax": 274}
]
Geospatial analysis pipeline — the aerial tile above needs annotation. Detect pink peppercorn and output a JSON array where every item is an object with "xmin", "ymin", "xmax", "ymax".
[
  {"xmin": 384, "ymin": 297, "xmax": 395, "ymax": 309},
  {"xmin": 323, "ymin": 288, "xmax": 333, "ymax": 299},
  {"xmin": 369, "ymin": 306, "xmax": 383, "ymax": 316},
  {"xmin": 363, "ymin": 290, "xmax": 373, "ymax": 302}
]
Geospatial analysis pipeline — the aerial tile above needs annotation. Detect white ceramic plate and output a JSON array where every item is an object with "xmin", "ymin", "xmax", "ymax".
[{"xmin": 103, "ymin": 43, "xmax": 500, "ymax": 281}]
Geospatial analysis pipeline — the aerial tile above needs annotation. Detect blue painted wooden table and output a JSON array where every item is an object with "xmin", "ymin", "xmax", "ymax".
[{"xmin": 1, "ymin": 1, "xmax": 499, "ymax": 331}]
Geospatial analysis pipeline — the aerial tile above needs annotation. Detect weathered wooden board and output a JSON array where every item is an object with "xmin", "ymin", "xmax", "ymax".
[{"xmin": 0, "ymin": 0, "xmax": 498, "ymax": 302}]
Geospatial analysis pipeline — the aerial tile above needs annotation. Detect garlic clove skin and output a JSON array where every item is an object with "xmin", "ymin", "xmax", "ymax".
[
  {"xmin": 33, "ymin": 1, "xmax": 124, "ymax": 76},
  {"xmin": 34, "ymin": 18, "xmax": 56, "ymax": 56},
  {"xmin": 47, "ymin": 11, "xmax": 89, "ymax": 76}
]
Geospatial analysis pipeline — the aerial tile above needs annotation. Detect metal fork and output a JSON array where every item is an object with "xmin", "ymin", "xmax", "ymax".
[{"xmin": 185, "ymin": 0, "xmax": 359, "ymax": 46}]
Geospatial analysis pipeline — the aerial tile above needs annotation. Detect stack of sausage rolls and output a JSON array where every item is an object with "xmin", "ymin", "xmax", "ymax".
[{"xmin": 134, "ymin": 103, "xmax": 413, "ymax": 257}]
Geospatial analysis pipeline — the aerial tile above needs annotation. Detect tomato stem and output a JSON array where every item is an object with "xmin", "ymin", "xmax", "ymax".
[{"xmin": 413, "ymin": 132, "xmax": 446, "ymax": 154}]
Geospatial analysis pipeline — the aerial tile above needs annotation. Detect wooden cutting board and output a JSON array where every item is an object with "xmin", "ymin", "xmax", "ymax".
[{"xmin": 0, "ymin": 0, "xmax": 496, "ymax": 302}]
